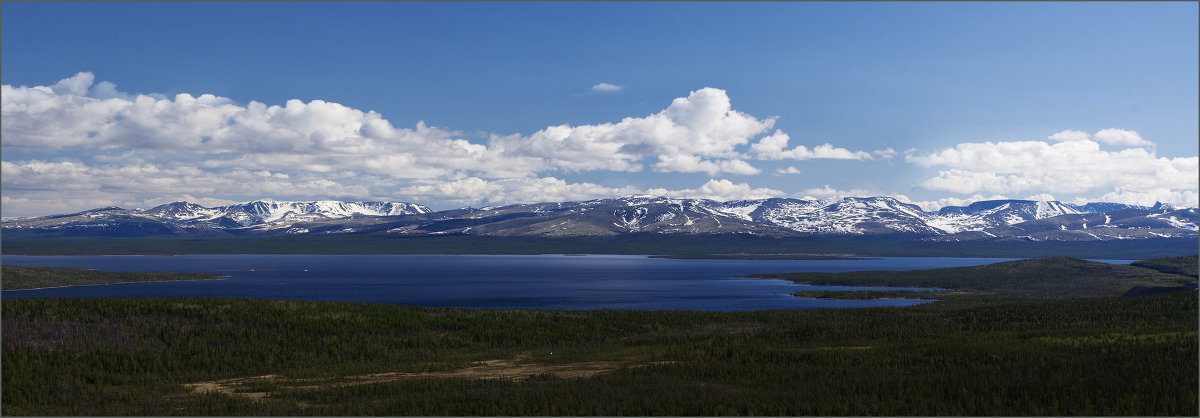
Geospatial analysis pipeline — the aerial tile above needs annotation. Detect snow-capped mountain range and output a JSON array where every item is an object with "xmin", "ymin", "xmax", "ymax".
[
  {"xmin": 3, "ymin": 196, "xmax": 1196, "ymax": 242},
  {"xmin": 143, "ymin": 200, "xmax": 431, "ymax": 226}
]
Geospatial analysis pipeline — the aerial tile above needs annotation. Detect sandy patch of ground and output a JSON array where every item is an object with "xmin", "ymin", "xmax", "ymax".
[{"xmin": 183, "ymin": 356, "xmax": 673, "ymax": 404}]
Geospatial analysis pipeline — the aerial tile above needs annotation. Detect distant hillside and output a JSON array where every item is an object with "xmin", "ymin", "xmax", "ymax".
[
  {"xmin": 754, "ymin": 256, "xmax": 1199, "ymax": 299},
  {"xmin": 4, "ymin": 197, "xmax": 1196, "ymax": 244},
  {"xmin": 1130, "ymin": 255, "xmax": 1199, "ymax": 278}
]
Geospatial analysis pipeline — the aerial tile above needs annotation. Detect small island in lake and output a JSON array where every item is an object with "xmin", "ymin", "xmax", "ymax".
[{"xmin": 1, "ymin": 265, "xmax": 225, "ymax": 290}]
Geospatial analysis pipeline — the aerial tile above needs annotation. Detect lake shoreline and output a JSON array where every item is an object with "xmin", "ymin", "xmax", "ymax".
[{"xmin": 650, "ymin": 253, "xmax": 879, "ymax": 260}]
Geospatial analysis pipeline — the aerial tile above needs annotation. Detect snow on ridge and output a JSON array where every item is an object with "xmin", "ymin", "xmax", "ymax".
[
  {"xmin": 1035, "ymin": 201, "xmax": 1079, "ymax": 219},
  {"xmin": 137, "ymin": 200, "xmax": 431, "ymax": 225},
  {"xmin": 713, "ymin": 202, "xmax": 761, "ymax": 221},
  {"xmin": 1163, "ymin": 216, "xmax": 1199, "ymax": 231}
]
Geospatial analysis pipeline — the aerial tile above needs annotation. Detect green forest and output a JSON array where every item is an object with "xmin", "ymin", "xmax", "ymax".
[{"xmin": 2, "ymin": 256, "xmax": 1197, "ymax": 415}]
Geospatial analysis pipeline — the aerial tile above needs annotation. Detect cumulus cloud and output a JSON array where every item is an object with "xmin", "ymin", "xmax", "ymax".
[
  {"xmin": 396, "ymin": 177, "xmax": 641, "ymax": 207},
  {"xmin": 50, "ymin": 71, "xmax": 95, "ymax": 96},
  {"xmin": 1023, "ymin": 193, "xmax": 1058, "ymax": 202},
  {"xmin": 652, "ymin": 154, "xmax": 760, "ymax": 175},
  {"xmin": 88, "ymin": 80, "xmax": 133, "ymax": 100},
  {"xmin": 1047, "ymin": 129, "xmax": 1091, "ymax": 142},
  {"xmin": 892, "ymin": 194, "xmax": 1012, "ymax": 212},
  {"xmin": 909, "ymin": 131, "xmax": 1198, "ymax": 207},
  {"xmin": 795, "ymin": 185, "xmax": 879, "ymax": 200},
  {"xmin": 1086, "ymin": 188, "xmax": 1199, "ymax": 209},
  {"xmin": 1048, "ymin": 128, "xmax": 1152, "ymax": 147},
  {"xmin": 491, "ymin": 87, "xmax": 778, "ymax": 175},
  {"xmin": 872, "ymin": 148, "xmax": 898, "ymax": 160},
  {"xmin": 5, "ymin": 77, "xmax": 803, "ymax": 180},
  {"xmin": 750, "ymin": 130, "xmax": 874, "ymax": 160},
  {"xmin": 395, "ymin": 177, "xmax": 783, "ymax": 208},
  {"xmin": 591, "ymin": 83, "xmax": 622, "ymax": 93},
  {"xmin": 1, "ymin": 160, "xmax": 371, "ymax": 197},
  {"xmin": 0, "ymin": 74, "xmax": 820, "ymax": 215},
  {"xmin": 1092, "ymin": 128, "xmax": 1152, "ymax": 147},
  {"xmin": 677, "ymin": 179, "xmax": 784, "ymax": 201},
  {"xmin": 0, "ymin": 75, "xmax": 821, "ymax": 216},
  {"xmin": 1, "ymin": 73, "xmax": 542, "ymax": 178},
  {"xmin": 17, "ymin": 73, "xmax": 1133, "ymax": 217}
]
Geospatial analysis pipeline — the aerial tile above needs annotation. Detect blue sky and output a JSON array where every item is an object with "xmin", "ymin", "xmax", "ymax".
[{"xmin": 2, "ymin": 1, "xmax": 1197, "ymax": 217}]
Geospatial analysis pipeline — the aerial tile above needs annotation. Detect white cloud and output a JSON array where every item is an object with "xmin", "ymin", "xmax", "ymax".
[
  {"xmin": 1047, "ymin": 129, "xmax": 1091, "ymax": 142},
  {"xmin": 591, "ymin": 83, "xmax": 622, "ymax": 93},
  {"xmin": 908, "ymin": 136, "xmax": 1197, "ymax": 200},
  {"xmin": 4, "ymin": 78, "xmax": 793, "ymax": 178},
  {"xmin": 3, "ymin": 75, "xmax": 820, "ymax": 216},
  {"xmin": 4, "ymin": 76, "xmax": 880, "ymax": 191},
  {"xmin": 682, "ymin": 179, "xmax": 784, "ymax": 201},
  {"xmin": 750, "ymin": 130, "xmax": 874, "ymax": 160},
  {"xmin": 1, "ymin": 73, "xmax": 546, "ymax": 178},
  {"xmin": 50, "ymin": 71, "xmax": 94, "ymax": 96},
  {"xmin": 893, "ymin": 194, "xmax": 1011, "ymax": 212},
  {"xmin": 1023, "ymin": 193, "xmax": 1058, "ymax": 202},
  {"xmin": 0, "ymin": 163, "xmax": 789, "ymax": 215},
  {"xmin": 397, "ymin": 177, "xmax": 645, "ymax": 207},
  {"xmin": 1093, "ymin": 128, "xmax": 1152, "ymax": 147},
  {"xmin": 872, "ymin": 148, "xmax": 898, "ymax": 160},
  {"xmin": 1047, "ymin": 128, "xmax": 1152, "ymax": 147},
  {"xmin": 89, "ymin": 80, "xmax": 134, "ymax": 101},
  {"xmin": 1085, "ymin": 187, "xmax": 1199, "ymax": 209},
  {"xmin": 794, "ymin": 185, "xmax": 878, "ymax": 200},
  {"xmin": 0, "ymin": 159, "xmax": 374, "ymax": 216},
  {"xmin": 122, "ymin": 195, "xmax": 240, "ymax": 211},
  {"xmin": 652, "ymin": 154, "xmax": 760, "ymax": 175},
  {"xmin": 491, "ymin": 87, "xmax": 777, "ymax": 174},
  {"xmin": 22, "ymin": 73, "xmax": 1162, "ymax": 218},
  {"xmin": 396, "ymin": 177, "xmax": 784, "ymax": 208}
]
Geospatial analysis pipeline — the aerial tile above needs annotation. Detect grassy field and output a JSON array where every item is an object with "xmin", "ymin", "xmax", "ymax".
[
  {"xmin": 1, "ymin": 265, "xmax": 224, "ymax": 290},
  {"xmin": 2, "ymin": 256, "xmax": 1196, "ymax": 415}
]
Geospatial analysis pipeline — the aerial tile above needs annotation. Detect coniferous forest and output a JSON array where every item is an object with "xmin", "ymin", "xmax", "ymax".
[{"xmin": 2, "ymin": 257, "xmax": 1197, "ymax": 415}]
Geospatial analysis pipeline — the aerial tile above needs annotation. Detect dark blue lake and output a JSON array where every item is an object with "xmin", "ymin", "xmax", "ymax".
[{"xmin": 0, "ymin": 255, "xmax": 1131, "ymax": 311}]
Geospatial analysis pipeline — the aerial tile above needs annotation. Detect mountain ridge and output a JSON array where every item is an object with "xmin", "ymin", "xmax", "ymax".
[{"xmin": 3, "ymin": 196, "xmax": 1196, "ymax": 242}]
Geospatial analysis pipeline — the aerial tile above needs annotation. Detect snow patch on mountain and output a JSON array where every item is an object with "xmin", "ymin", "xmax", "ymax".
[{"xmin": 713, "ymin": 203, "xmax": 761, "ymax": 222}]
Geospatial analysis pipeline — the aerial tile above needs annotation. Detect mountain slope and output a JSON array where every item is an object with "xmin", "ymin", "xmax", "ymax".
[{"xmin": 930, "ymin": 206, "xmax": 1199, "ymax": 242}]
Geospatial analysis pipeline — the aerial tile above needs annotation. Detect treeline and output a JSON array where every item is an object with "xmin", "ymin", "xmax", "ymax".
[
  {"xmin": 4, "ymin": 291, "xmax": 1196, "ymax": 415},
  {"xmin": 4, "ymin": 232, "xmax": 1197, "ymax": 259},
  {"xmin": 1, "ymin": 265, "xmax": 222, "ymax": 290}
]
